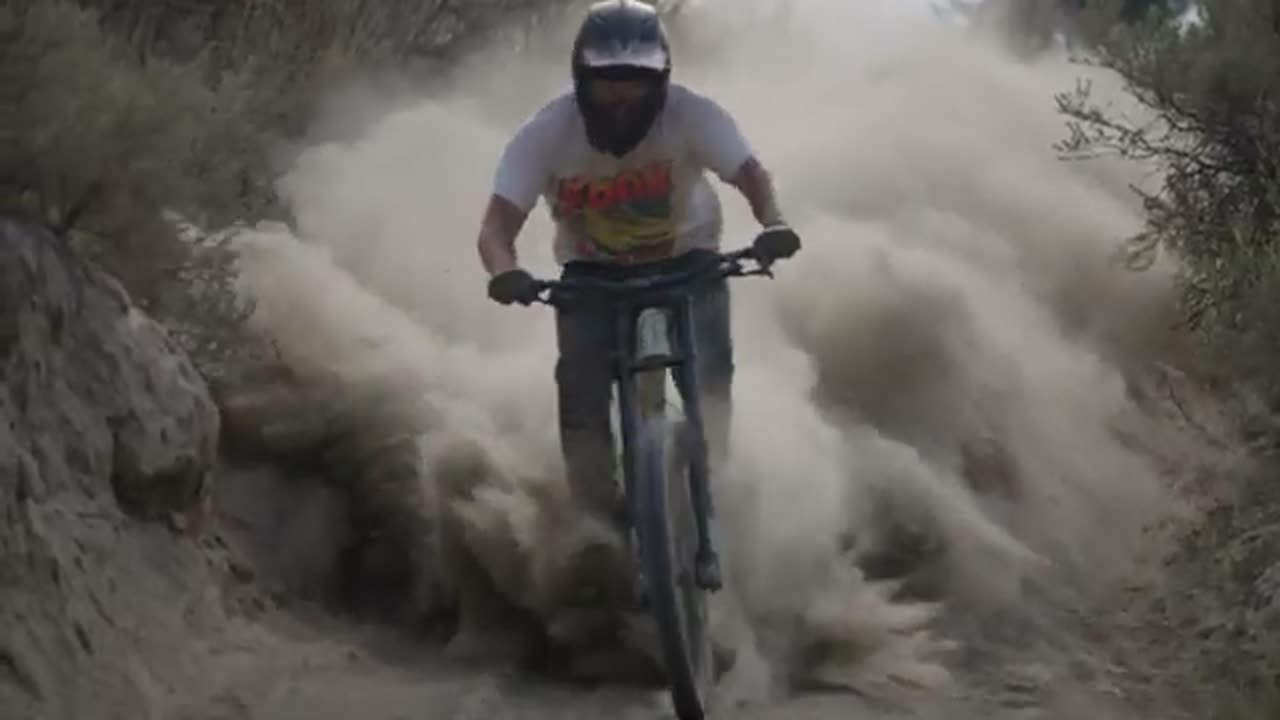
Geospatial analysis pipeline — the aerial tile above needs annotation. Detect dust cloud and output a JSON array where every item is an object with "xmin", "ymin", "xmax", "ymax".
[{"xmin": 228, "ymin": 0, "xmax": 1216, "ymax": 714}]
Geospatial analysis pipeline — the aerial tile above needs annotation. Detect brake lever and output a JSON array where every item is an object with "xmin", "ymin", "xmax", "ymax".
[
  {"xmin": 532, "ymin": 280, "xmax": 558, "ymax": 306},
  {"xmin": 744, "ymin": 258, "xmax": 775, "ymax": 279}
]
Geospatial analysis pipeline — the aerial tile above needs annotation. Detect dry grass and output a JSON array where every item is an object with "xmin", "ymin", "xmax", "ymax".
[
  {"xmin": 1132, "ymin": 459, "xmax": 1280, "ymax": 719},
  {"xmin": 0, "ymin": 0, "xmax": 574, "ymax": 379}
]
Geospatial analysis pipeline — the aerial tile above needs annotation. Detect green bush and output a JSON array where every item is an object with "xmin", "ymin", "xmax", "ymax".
[
  {"xmin": 1050, "ymin": 3, "xmax": 1280, "ymax": 716},
  {"xmin": 1056, "ymin": 0, "xmax": 1280, "ymax": 387}
]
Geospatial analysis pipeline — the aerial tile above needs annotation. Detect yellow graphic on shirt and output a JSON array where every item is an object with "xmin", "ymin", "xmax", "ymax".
[{"xmin": 554, "ymin": 160, "xmax": 676, "ymax": 262}]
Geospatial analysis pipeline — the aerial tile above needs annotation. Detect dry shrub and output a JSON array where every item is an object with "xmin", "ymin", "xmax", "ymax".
[
  {"xmin": 1050, "ymin": 2, "xmax": 1280, "ymax": 715},
  {"xmin": 0, "ymin": 0, "xmax": 578, "ymax": 379}
]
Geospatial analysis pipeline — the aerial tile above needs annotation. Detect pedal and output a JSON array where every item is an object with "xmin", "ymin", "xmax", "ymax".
[{"xmin": 694, "ymin": 550, "xmax": 722, "ymax": 591}]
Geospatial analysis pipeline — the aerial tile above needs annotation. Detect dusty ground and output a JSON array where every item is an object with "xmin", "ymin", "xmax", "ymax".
[{"xmin": 5, "ymin": 3, "xmax": 1270, "ymax": 720}]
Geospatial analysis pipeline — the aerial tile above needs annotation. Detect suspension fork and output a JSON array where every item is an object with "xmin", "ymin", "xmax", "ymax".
[
  {"xmin": 613, "ymin": 295, "xmax": 723, "ymax": 593},
  {"xmin": 668, "ymin": 294, "xmax": 723, "ymax": 592},
  {"xmin": 613, "ymin": 303, "xmax": 643, "ymax": 536},
  {"xmin": 614, "ymin": 300, "xmax": 671, "ymax": 604}
]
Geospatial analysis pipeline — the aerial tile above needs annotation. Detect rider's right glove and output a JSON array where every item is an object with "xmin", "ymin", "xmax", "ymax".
[
  {"xmin": 752, "ymin": 225, "xmax": 801, "ymax": 263},
  {"xmin": 487, "ymin": 268, "xmax": 539, "ymax": 306}
]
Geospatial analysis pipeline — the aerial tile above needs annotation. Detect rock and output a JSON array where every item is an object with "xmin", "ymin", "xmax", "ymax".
[
  {"xmin": 0, "ymin": 218, "xmax": 226, "ymax": 718},
  {"xmin": 0, "ymin": 218, "xmax": 218, "ymax": 522}
]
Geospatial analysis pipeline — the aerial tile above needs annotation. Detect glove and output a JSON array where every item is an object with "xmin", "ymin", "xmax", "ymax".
[
  {"xmin": 752, "ymin": 225, "xmax": 801, "ymax": 263},
  {"xmin": 487, "ymin": 268, "xmax": 539, "ymax": 305}
]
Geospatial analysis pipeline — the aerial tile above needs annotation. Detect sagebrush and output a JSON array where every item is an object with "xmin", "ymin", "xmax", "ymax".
[
  {"xmin": 0, "ymin": 0, "xmax": 575, "ymax": 379},
  {"xmin": 1049, "ymin": 2, "xmax": 1280, "ymax": 717},
  {"xmin": 1055, "ymin": 0, "xmax": 1280, "ymax": 389}
]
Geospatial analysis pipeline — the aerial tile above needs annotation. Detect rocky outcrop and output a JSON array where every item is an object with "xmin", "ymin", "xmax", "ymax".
[
  {"xmin": 0, "ymin": 219, "xmax": 224, "ymax": 718},
  {"xmin": 0, "ymin": 217, "xmax": 480, "ymax": 719},
  {"xmin": 0, "ymin": 220, "xmax": 220, "ymax": 520},
  {"xmin": 0, "ymin": 215, "xmax": 712, "ymax": 718}
]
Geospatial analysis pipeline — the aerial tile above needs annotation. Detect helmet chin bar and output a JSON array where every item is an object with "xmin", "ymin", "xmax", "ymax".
[
  {"xmin": 576, "ymin": 78, "xmax": 668, "ymax": 157},
  {"xmin": 585, "ymin": 63, "xmax": 667, "ymax": 84}
]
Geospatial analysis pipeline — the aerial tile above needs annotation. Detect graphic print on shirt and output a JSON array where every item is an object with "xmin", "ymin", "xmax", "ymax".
[{"xmin": 553, "ymin": 159, "xmax": 676, "ymax": 262}]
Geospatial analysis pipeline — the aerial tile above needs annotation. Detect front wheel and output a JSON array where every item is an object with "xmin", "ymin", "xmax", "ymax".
[{"xmin": 634, "ymin": 411, "xmax": 715, "ymax": 720}]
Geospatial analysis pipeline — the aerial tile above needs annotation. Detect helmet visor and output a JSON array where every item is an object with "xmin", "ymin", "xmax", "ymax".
[{"xmin": 579, "ymin": 41, "xmax": 668, "ymax": 71}]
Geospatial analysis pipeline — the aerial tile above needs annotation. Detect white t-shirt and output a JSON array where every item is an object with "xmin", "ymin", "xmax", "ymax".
[{"xmin": 491, "ymin": 83, "xmax": 754, "ymax": 266}]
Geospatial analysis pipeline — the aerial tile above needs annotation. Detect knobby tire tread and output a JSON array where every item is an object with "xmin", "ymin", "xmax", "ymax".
[{"xmin": 635, "ymin": 411, "xmax": 711, "ymax": 720}]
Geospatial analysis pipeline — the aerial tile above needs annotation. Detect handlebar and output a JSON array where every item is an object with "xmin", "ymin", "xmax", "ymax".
[{"xmin": 530, "ymin": 247, "xmax": 777, "ymax": 308}]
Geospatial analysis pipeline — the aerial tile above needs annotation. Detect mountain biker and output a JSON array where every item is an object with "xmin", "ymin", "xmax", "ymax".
[{"xmin": 477, "ymin": 0, "xmax": 801, "ymax": 535}]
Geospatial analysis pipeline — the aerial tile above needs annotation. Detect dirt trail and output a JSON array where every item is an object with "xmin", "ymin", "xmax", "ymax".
[{"xmin": 203, "ymin": 2, "xmax": 1236, "ymax": 719}]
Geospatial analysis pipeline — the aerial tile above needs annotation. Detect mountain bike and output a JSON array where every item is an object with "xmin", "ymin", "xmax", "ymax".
[{"xmin": 523, "ymin": 245, "xmax": 780, "ymax": 720}]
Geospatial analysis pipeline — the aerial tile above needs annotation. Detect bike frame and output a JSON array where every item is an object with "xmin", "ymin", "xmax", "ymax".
[
  {"xmin": 526, "ymin": 247, "xmax": 775, "ymax": 719},
  {"xmin": 614, "ymin": 286, "xmax": 717, "ymax": 584},
  {"xmin": 534, "ymin": 248, "xmax": 768, "ymax": 575}
]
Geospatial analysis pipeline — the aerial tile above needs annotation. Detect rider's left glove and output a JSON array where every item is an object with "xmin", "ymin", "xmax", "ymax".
[
  {"xmin": 753, "ymin": 225, "xmax": 801, "ymax": 263},
  {"xmin": 488, "ymin": 268, "xmax": 539, "ymax": 306}
]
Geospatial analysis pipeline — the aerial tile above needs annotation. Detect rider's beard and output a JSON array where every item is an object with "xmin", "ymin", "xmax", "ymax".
[{"xmin": 579, "ymin": 88, "xmax": 666, "ymax": 157}]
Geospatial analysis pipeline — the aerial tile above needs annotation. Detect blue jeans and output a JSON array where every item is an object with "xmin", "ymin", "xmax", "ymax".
[{"xmin": 554, "ymin": 250, "xmax": 734, "ymax": 522}]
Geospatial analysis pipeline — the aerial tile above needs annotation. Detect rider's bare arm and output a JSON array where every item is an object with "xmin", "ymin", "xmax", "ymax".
[
  {"xmin": 683, "ymin": 90, "xmax": 788, "ymax": 229},
  {"xmin": 728, "ymin": 156, "xmax": 787, "ymax": 228},
  {"xmin": 480, "ymin": 104, "xmax": 553, "ymax": 276},
  {"xmin": 477, "ymin": 194, "xmax": 529, "ymax": 276}
]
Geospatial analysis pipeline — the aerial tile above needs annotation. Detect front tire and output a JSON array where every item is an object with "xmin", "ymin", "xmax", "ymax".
[{"xmin": 634, "ymin": 412, "xmax": 714, "ymax": 720}]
